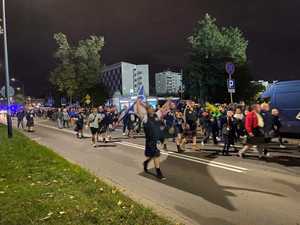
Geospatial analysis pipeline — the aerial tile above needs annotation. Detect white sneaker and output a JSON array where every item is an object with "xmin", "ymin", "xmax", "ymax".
[
  {"xmin": 201, "ymin": 141, "xmax": 205, "ymax": 146},
  {"xmin": 280, "ymin": 145, "xmax": 286, "ymax": 149},
  {"xmin": 123, "ymin": 133, "xmax": 126, "ymax": 136}
]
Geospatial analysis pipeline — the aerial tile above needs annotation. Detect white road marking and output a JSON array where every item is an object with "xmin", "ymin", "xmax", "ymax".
[
  {"xmin": 37, "ymin": 122, "xmax": 249, "ymax": 173},
  {"xmin": 31, "ymin": 137, "xmax": 42, "ymax": 141},
  {"xmin": 119, "ymin": 141, "xmax": 248, "ymax": 173}
]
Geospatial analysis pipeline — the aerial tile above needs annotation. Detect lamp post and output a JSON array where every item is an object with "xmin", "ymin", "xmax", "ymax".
[
  {"xmin": 11, "ymin": 78, "xmax": 25, "ymax": 97},
  {"xmin": 1, "ymin": 0, "xmax": 13, "ymax": 138}
]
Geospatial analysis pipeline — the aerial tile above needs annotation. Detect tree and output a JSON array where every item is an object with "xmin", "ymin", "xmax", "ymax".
[
  {"xmin": 50, "ymin": 33, "xmax": 105, "ymax": 102},
  {"xmin": 184, "ymin": 14, "xmax": 257, "ymax": 103}
]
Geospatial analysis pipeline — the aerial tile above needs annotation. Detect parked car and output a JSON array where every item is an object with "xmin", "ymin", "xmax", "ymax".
[{"xmin": 261, "ymin": 80, "xmax": 300, "ymax": 138}]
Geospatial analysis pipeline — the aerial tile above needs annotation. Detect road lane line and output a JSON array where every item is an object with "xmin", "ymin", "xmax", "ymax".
[
  {"xmin": 169, "ymin": 152, "xmax": 249, "ymax": 171},
  {"xmin": 38, "ymin": 123, "xmax": 92, "ymax": 137},
  {"xmin": 37, "ymin": 123, "xmax": 248, "ymax": 173},
  {"xmin": 120, "ymin": 141, "xmax": 248, "ymax": 171},
  {"xmin": 118, "ymin": 141, "xmax": 247, "ymax": 173}
]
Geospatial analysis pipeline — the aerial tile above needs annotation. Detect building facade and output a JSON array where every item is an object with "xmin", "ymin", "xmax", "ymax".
[
  {"xmin": 155, "ymin": 70, "xmax": 182, "ymax": 95},
  {"xmin": 251, "ymin": 80, "xmax": 278, "ymax": 90},
  {"xmin": 101, "ymin": 62, "xmax": 149, "ymax": 96}
]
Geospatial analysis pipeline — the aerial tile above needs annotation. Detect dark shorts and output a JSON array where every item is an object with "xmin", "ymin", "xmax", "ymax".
[
  {"xmin": 76, "ymin": 122, "xmax": 83, "ymax": 130},
  {"xmin": 175, "ymin": 125, "xmax": 184, "ymax": 135},
  {"xmin": 246, "ymin": 136, "xmax": 265, "ymax": 145},
  {"xmin": 246, "ymin": 128, "xmax": 265, "ymax": 145},
  {"xmin": 185, "ymin": 122, "xmax": 197, "ymax": 136},
  {"xmin": 90, "ymin": 127, "xmax": 98, "ymax": 135},
  {"xmin": 188, "ymin": 122, "xmax": 197, "ymax": 131},
  {"xmin": 27, "ymin": 120, "xmax": 34, "ymax": 127},
  {"xmin": 145, "ymin": 140, "xmax": 161, "ymax": 158},
  {"xmin": 98, "ymin": 124, "xmax": 108, "ymax": 134},
  {"xmin": 128, "ymin": 121, "xmax": 135, "ymax": 130}
]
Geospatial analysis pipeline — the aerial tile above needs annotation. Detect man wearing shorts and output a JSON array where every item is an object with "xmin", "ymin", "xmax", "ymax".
[{"xmin": 88, "ymin": 108, "xmax": 102, "ymax": 147}]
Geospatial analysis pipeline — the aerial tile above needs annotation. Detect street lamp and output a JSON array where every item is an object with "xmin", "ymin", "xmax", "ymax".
[
  {"xmin": 1, "ymin": 0, "xmax": 13, "ymax": 138},
  {"xmin": 11, "ymin": 77, "xmax": 25, "ymax": 97}
]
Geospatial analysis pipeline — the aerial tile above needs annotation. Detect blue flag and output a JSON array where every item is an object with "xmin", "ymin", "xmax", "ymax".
[{"xmin": 137, "ymin": 85, "xmax": 146, "ymax": 102}]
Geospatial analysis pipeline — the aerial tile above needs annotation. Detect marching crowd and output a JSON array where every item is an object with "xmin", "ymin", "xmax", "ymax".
[{"xmin": 15, "ymin": 100, "xmax": 286, "ymax": 180}]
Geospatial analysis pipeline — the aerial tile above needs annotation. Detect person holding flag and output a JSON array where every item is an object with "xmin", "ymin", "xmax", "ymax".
[
  {"xmin": 143, "ymin": 105, "xmax": 166, "ymax": 180},
  {"xmin": 117, "ymin": 85, "xmax": 147, "ymax": 129},
  {"xmin": 116, "ymin": 85, "xmax": 166, "ymax": 179}
]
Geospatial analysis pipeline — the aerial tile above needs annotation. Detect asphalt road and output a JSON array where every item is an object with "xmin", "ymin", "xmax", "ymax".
[{"xmin": 20, "ymin": 120, "xmax": 300, "ymax": 225}]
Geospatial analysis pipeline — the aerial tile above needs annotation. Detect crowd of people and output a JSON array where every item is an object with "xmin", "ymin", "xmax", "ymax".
[
  {"xmin": 15, "ymin": 106, "xmax": 36, "ymax": 132},
  {"xmin": 14, "ymin": 100, "xmax": 286, "ymax": 180}
]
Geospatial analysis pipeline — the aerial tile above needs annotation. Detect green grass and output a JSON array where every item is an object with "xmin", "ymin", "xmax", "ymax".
[{"xmin": 0, "ymin": 126, "xmax": 175, "ymax": 225}]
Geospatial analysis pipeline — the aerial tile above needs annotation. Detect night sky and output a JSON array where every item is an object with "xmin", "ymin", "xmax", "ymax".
[{"xmin": 1, "ymin": 0, "xmax": 300, "ymax": 96}]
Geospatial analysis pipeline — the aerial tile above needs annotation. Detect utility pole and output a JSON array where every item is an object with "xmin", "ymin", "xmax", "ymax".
[{"xmin": 2, "ymin": 0, "xmax": 13, "ymax": 138}]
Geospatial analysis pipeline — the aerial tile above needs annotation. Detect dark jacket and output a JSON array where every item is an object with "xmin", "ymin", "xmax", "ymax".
[
  {"xmin": 164, "ymin": 110, "xmax": 176, "ymax": 128},
  {"xmin": 222, "ymin": 117, "xmax": 236, "ymax": 145},
  {"xmin": 17, "ymin": 111, "xmax": 25, "ymax": 121},
  {"xmin": 272, "ymin": 115, "xmax": 282, "ymax": 135},
  {"xmin": 144, "ymin": 114, "xmax": 162, "ymax": 142},
  {"xmin": 200, "ymin": 115, "xmax": 211, "ymax": 129},
  {"xmin": 261, "ymin": 110, "xmax": 273, "ymax": 134},
  {"xmin": 143, "ymin": 114, "xmax": 162, "ymax": 157},
  {"xmin": 76, "ymin": 113, "xmax": 85, "ymax": 129}
]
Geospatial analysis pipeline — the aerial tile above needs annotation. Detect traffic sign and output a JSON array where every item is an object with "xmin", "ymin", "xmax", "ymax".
[
  {"xmin": 61, "ymin": 97, "xmax": 67, "ymax": 106},
  {"xmin": 0, "ymin": 86, "xmax": 15, "ymax": 97},
  {"xmin": 85, "ymin": 94, "xmax": 91, "ymax": 105},
  {"xmin": 227, "ymin": 79, "xmax": 236, "ymax": 94},
  {"xmin": 228, "ymin": 89, "xmax": 236, "ymax": 93},
  {"xmin": 227, "ymin": 79, "xmax": 236, "ymax": 89},
  {"xmin": 225, "ymin": 62, "xmax": 235, "ymax": 76}
]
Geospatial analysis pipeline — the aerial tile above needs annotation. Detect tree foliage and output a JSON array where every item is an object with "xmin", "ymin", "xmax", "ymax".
[
  {"xmin": 50, "ymin": 33, "xmax": 105, "ymax": 101},
  {"xmin": 184, "ymin": 14, "xmax": 258, "ymax": 103}
]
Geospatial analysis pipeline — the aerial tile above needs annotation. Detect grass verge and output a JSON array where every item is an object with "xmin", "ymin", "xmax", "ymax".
[{"xmin": 0, "ymin": 125, "xmax": 175, "ymax": 225}]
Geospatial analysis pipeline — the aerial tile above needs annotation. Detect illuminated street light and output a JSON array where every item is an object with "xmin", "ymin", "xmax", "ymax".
[{"xmin": 11, "ymin": 77, "xmax": 25, "ymax": 97}]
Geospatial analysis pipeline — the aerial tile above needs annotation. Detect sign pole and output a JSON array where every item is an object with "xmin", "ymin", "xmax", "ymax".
[
  {"xmin": 2, "ymin": 0, "xmax": 13, "ymax": 138},
  {"xmin": 229, "ymin": 74, "xmax": 233, "ymax": 103}
]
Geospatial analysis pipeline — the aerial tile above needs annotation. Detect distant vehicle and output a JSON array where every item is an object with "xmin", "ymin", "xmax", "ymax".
[{"xmin": 260, "ymin": 80, "xmax": 300, "ymax": 138}]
